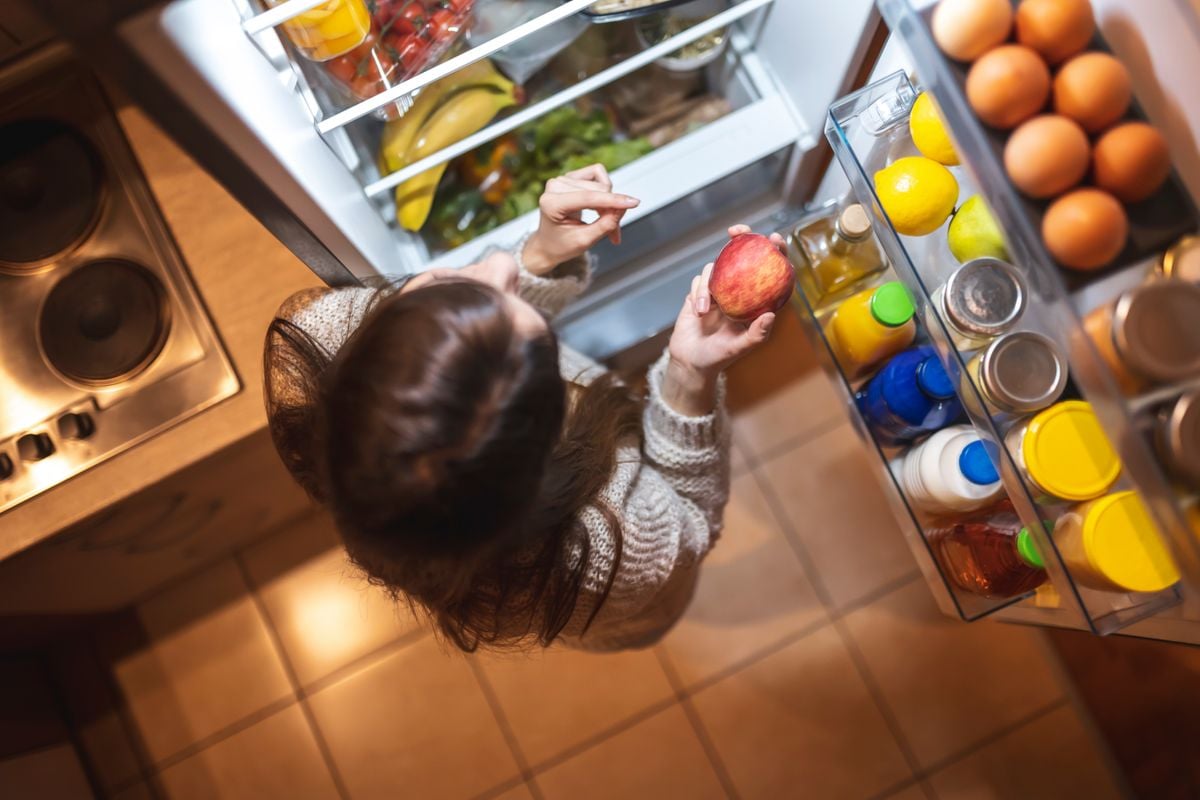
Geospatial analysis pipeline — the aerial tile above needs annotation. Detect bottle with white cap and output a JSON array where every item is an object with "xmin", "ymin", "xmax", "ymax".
[{"xmin": 892, "ymin": 425, "xmax": 1005, "ymax": 515}]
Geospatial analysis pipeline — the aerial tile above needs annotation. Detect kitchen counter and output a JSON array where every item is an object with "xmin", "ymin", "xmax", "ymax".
[{"xmin": 0, "ymin": 99, "xmax": 322, "ymax": 562}]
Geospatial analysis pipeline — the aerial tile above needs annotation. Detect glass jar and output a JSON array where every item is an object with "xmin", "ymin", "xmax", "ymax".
[
  {"xmin": 930, "ymin": 258, "xmax": 1027, "ymax": 350},
  {"xmin": 1054, "ymin": 491, "xmax": 1180, "ymax": 593},
  {"xmin": 269, "ymin": 0, "xmax": 371, "ymax": 62},
  {"xmin": 1005, "ymin": 400, "xmax": 1122, "ymax": 502},
  {"xmin": 1154, "ymin": 391, "xmax": 1200, "ymax": 489},
  {"xmin": 1082, "ymin": 281, "xmax": 1200, "ymax": 393},
  {"xmin": 966, "ymin": 331, "xmax": 1068, "ymax": 415},
  {"xmin": 1158, "ymin": 234, "xmax": 1200, "ymax": 283}
]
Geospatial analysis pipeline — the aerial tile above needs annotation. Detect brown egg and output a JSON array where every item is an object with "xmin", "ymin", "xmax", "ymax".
[
  {"xmin": 1054, "ymin": 52, "xmax": 1132, "ymax": 133},
  {"xmin": 966, "ymin": 45, "xmax": 1052, "ymax": 129},
  {"xmin": 1093, "ymin": 122, "xmax": 1172, "ymax": 203},
  {"xmin": 1015, "ymin": 0, "xmax": 1095, "ymax": 64},
  {"xmin": 1005, "ymin": 114, "xmax": 1090, "ymax": 197},
  {"xmin": 932, "ymin": 0, "xmax": 1014, "ymax": 61},
  {"xmin": 1043, "ymin": 188, "xmax": 1128, "ymax": 270}
]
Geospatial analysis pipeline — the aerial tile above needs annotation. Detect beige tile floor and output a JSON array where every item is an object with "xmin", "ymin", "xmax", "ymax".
[{"xmin": 53, "ymin": 310, "xmax": 1126, "ymax": 799}]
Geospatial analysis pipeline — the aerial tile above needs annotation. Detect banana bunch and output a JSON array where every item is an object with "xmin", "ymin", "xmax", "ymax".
[{"xmin": 378, "ymin": 59, "xmax": 520, "ymax": 232}]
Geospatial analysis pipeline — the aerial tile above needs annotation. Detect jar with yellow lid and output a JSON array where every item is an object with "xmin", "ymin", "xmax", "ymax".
[
  {"xmin": 1005, "ymin": 400, "xmax": 1122, "ymax": 502},
  {"xmin": 1054, "ymin": 491, "xmax": 1180, "ymax": 593},
  {"xmin": 268, "ymin": 0, "xmax": 371, "ymax": 62}
]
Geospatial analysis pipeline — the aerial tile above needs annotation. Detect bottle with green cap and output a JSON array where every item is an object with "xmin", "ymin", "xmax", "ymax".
[
  {"xmin": 931, "ymin": 500, "xmax": 1049, "ymax": 598},
  {"xmin": 826, "ymin": 280, "xmax": 917, "ymax": 377}
]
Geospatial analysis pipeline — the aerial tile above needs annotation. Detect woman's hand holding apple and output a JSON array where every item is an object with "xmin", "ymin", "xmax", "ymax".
[{"xmin": 662, "ymin": 225, "xmax": 786, "ymax": 416}]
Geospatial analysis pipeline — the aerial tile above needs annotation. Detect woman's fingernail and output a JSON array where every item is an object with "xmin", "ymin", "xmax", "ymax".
[
  {"xmin": 621, "ymin": 196, "xmax": 640, "ymax": 207},
  {"xmin": 699, "ymin": 296, "xmax": 710, "ymax": 313}
]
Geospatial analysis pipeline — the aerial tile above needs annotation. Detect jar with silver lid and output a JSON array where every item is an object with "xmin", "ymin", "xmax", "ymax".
[
  {"xmin": 931, "ymin": 258, "xmax": 1027, "ymax": 350},
  {"xmin": 1155, "ymin": 391, "xmax": 1200, "ymax": 489},
  {"xmin": 967, "ymin": 331, "xmax": 1068, "ymax": 415}
]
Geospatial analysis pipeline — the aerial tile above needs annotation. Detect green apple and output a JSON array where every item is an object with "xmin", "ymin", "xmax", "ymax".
[{"xmin": 948, "ymin": 195, "xmax": 1010, "ymax": 263}]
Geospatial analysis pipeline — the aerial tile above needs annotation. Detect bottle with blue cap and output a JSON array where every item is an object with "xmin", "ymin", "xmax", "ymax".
[
  {"xmin": 857, "ymin": 346, "xmax": 964, "ymax": 445},
  {"xmin": 892, "ymin": 425, "xmax": 1004, "ymax": 514}
]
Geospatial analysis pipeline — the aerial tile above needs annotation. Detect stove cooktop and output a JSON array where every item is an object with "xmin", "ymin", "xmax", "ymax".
[{"xmin": 0, "ymin": 46, "xmax": 240, "ymax": 516}]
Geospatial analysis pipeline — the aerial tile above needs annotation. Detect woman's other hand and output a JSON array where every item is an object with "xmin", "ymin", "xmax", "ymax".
[
  {"xmin": 521, "ymin": 164, "xmax": 640, "ymax": 275},
  {"xmin": 662, "ymin": 225, "xmax": 784, "ymax": 416}
]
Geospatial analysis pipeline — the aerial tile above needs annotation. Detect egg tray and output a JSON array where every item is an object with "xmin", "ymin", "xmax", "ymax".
[{"xmin": 914, "ymin": 2, "xmax": 1199, "ymax": 284}]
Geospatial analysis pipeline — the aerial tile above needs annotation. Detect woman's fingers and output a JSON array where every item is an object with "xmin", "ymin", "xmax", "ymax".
[
  {"xmin": 697, "ymin": 262, "xmax": 713, "ymax": 314},
  {"xmin": 542, "ymin": 189, "xmax": 639, "ymax": 219},
  {"xmin": 564, "ymin": 163, "xmax": 613, "ymax": 190},
  {"xmin": 728, "ymin": 224, "xmax": 752, "ymax": 238},
  {"xmin": 769, "ymin": 232, "xmax": 786, "ymax": 254},
  {"xmin": 746, "ymin": 312, "xmax": 776, "ymax": 343}
]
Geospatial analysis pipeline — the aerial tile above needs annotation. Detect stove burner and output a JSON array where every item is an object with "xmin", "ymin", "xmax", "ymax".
[
  {"xmin": 39, "ymin": 260, "xmax": 170, "ymax": 384},
  {"xmin": 0, "ymin": 118, "xmax": 103, "ymax": 270}
]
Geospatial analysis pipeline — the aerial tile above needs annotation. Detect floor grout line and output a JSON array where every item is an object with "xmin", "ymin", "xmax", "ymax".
[
  {"xmin": 300, "ymin": 628, "xmax": 430, "ymax": 698},
  {"xmin": 152, "ymin": 696, "xmax": 297, "ymax": 773},
  {"xmin": 523, "ymin": 696, "xmax": 679, "ymax": 779},
  {"xmin": 653, "ymin": 649, "xmax": 739, "ymax": 800},
  {"xmin": 233, "ymin": 554, "xmax": 353, "ymax": 800},
  {"xmin": 470, "ymin": 773, "xmax": 532, "ymax": 800},
  {"xmin": 466, "ymin": 657, "xmax": 540, "ymax": 794},
  {"xmin": 908, "ymin": 697, "xmax": 1069, "ymax": 781},
  {"xmin": 832, "ymin": 618, "xmax": 925, "ymax": 777}
]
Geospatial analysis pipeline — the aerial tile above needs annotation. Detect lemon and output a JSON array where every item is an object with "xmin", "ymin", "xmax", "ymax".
[
  {"xmin": 910, "ymin": 92, "xmax": 960, "ymax": 166},
  {"xmin": 948, "ymin": 195, "xmax": 1010, "ymax": 262},
  {"xmin": 874, "ymin": 157, "xmax": 960, "ymax": 237}
]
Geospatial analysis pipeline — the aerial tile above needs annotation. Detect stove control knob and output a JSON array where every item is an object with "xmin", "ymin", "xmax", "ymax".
[
  {"xmin": 58, "ymin": 412, "xmax": 95, "ymax": 440},
  {"xmin": 17, "ymin": 433, "xmax": 55, "ymax": 461},
  {"xmin": 0, "ymin": 453, "xmax": 12, "ymax": 480}
]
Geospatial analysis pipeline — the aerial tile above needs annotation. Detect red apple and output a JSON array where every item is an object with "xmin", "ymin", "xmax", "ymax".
[{"xmin": 709, "ymin": 233, "xmax": 796, "ymax": 322}]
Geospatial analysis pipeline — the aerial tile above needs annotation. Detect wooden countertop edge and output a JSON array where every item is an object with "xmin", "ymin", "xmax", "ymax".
[{"xmin": 0, "ymin": 100, "xmax": 322, "ymax": 560}]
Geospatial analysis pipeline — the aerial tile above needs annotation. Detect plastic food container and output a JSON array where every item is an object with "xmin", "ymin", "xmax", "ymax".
[
  {"xmin": 269, "ymin": 0, "xmax": 371, "ymax": 62},
  {"xmin": 584, "ymin": 0, "xmax": 694, "ymax": 23},
  {"xmin": 826, "ymin": 281, "xmax": 917, "ymax": 378},
  {"xmin": 892, "ymin": 425, "xmax": 1004, "ymax": 515},
  {"xmin": 967, "ymin": 331, "xmax": 1068, "ymax": 415},
  {"xmin": 1082, "ymin": 281, "xmax": 1200, "ymax": 393},
  {"xmin": 322, "ymin": 0, "xmax": 474, "ymax": 115},
  {"xmin": 930, "ymin": 258, "xmax": 1026, "ymax": 351},
  {"xmin": 1006, "ymin": 400, "xmax": 1122, "ymax": 502},
  {"xmin": 1054, "ymin": 491, "xmax": 1180, "ymax": 593}
]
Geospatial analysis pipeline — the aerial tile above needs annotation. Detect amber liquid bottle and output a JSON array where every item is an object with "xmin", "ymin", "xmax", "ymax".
[{"xmin": 930, "ymin": 502, "xmax": 1047, "ymax": 598}]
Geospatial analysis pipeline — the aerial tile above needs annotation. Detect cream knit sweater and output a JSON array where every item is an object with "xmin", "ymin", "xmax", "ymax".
[{"xmin": 278, "ymin": 255, "xmax": 730, "ymax": 651}]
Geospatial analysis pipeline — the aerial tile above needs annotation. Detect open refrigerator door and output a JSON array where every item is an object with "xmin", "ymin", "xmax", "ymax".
[
  {"xmin": 795, "ymin": 0, "xmax": 1200, "ymax": 643},
  {"xmin": 65, "ymin": 0, "xmax": 882, "ymax": 361}
]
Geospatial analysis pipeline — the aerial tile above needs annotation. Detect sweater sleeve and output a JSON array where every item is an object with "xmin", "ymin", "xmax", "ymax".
[
  {"xmin": 516, "ymin": 248, "xmax": 594, "ymax": 319},
  {"xmin": 561, "ymin": 351, "xmax": 732, "ymax": 651},
  {"xmin": 641, "ymin": 350, "xmax": 732, "ymax": 540}
]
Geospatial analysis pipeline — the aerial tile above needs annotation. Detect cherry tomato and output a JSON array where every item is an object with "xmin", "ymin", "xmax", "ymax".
[
  {"xmin": 437, "ymin": 0, "xmax": 470, "ymax": 12},
  {"xmin": 429, "ymin": 9, "xmax": 456, "ymax": 40},
  {"xmin": 401, "ymin": 1, "xmax": 428, "ymax": 29},
  {"xmin": 382, "ymin": 32, "xmax": 423, "ymax": 72},
  {"xmin": 325, "ymin": 52, "xmax": 357, "ymax": 83}
]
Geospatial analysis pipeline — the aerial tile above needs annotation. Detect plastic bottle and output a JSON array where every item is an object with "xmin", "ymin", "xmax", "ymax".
[
  {"xmin": 931, "ymin": 501, "xmax": 1047, "ymax": 598},
  {"xmin": 892, "ymin": 425, "xmax": 1004, "ymax": 515},
  {"xmin": 856, "ymin": 346, "xmax": 963, "ymax": 445},
  {"xmin": 1005, "ymin": 400, "xmax": 1121, "ymax": 502},
  {"xmin": 1054, "ymin": 491, "xmax": 1180, "ymax": 593},
  {"xmin": 793, "ymin": 204, "xmax": 888, "ymax": 308},
  {"xmin": 826, "ymin": 281, "xmax": 917, "ymax": 378}
]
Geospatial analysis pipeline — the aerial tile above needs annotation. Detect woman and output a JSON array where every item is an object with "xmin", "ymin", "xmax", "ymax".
[{"xmin": 265, "ymin": 165, "xmax": 780, "ymax": 652}]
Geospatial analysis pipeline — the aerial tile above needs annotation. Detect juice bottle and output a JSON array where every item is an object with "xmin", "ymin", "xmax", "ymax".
[
  {"xmin": 856, "ymin": 345, "xmax": 963, "ymax": 445},
  {"xmin": 826, "ymin": 281, "xmax": 916, "ymax": 378},
  {"xmin": 931, "ymin": 502, "xmax": 1047, "ymax": 598},
  {"xmin": 792, "ymin": 204, "xmax": 887, "ymax": 308}
]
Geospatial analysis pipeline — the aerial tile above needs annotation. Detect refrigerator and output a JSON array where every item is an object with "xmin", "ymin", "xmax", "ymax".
[{"xmin": 38, "ymin": 0, "xmax": 1200, "ymax": 644}]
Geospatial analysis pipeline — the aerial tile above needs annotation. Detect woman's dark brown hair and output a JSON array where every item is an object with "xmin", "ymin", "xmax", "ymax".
[{"xmin": 264, "ymin": 278, "xmax": 641, "ymax": 651}]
